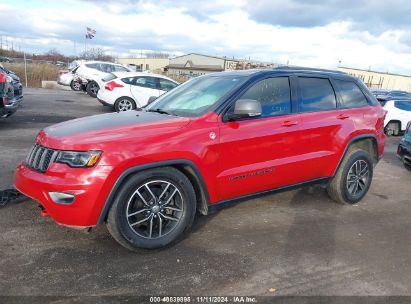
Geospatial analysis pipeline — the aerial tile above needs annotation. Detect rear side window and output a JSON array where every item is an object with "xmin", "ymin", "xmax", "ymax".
[
  {"xmin": 334, "ymin": 80, "xmax": 368, "ymax": 108},
  {"xmin": 102, "ymin": 73, "xmax": 117, "ymax": 82},
  {"xmin": 85, "ymin": 63, "xmax": 100, "ymax": 70},
  {"xmin": 394, "ymin": 100, "xmax": 411, "ymax": 111},
  {"xmin": 159, "ymin": 78, "xmax": 178, "ymax": 91},
  {"xmin": 135, "ymin": 77, "xmax": 158, "ymax": 89},
  {"xmin": 114, "ymin": 65, "xmax": 129, "ymax": 72},
  {"xmin": 240, "ymin": 77, "xmax": 291, "ymax": 117},
  {"xmin": 299, "ymin": 77, "xmax": 336, "ymax": 112}
]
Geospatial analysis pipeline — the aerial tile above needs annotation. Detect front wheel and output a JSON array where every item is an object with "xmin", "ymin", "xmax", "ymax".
[
  {"xmin": 86, "ymin": 81, "xmax": 99, "ymax": 98},
  {"xmin": 327, "ymin": 149, "xmax": 373, "ymax": 204},
  {"xmin": 106, "ymin": 167, "xmax": 196, "ymax": 250}
]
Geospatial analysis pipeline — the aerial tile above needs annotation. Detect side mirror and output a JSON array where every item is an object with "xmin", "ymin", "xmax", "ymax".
[
  {"xmin": 147, "ymin": 96, "xmax": 157, "ymax": 105},
  {"xmin": 226, "ymin": 99, "xmax": 262, "ymax": 121}
]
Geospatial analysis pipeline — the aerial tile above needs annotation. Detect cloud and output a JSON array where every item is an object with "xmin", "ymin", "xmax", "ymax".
[{"xmin": 1, "ymin": 0, "xmax": 411, "ymax": 74}]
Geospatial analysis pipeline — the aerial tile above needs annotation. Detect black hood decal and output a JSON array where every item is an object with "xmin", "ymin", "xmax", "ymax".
[{"xmin": 44, "ymin": 111, "xmax": 178, "ymax": 137}]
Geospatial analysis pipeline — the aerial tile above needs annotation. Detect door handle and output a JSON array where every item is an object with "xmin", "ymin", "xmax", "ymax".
[
  {"xmin": 281, "ymin": 120, "xmax": 299, "ymax": 127},
  {"xmin": 337, "ymin": 114, "xmax": 350, "ymax": 120}
]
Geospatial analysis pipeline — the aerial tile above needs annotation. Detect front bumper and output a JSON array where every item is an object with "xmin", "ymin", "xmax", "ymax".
[
  {"xmin": 14, "ymin": 162, "xmax": 114, "ymax": 227},
  {"xmin": 0, "ymin": 97, "xmax": 22, "ymax": 118}
]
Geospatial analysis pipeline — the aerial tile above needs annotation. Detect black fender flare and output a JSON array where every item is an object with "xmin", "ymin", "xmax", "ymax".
[
  {"xmin": 97, "ymin": 159, "xmax": 210, "ymax": 224},
  {"xmin": 332, "ymin": 134, "xmax": 378, "ymax": 177}
]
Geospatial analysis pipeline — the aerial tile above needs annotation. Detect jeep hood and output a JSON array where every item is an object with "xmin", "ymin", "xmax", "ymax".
[{"xmin": 37, "ymin": 111, "xmax": 190, "ymax": 149}]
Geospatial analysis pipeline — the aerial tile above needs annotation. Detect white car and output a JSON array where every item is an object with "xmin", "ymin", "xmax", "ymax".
[
  {"xmin": 97, "ymin": 72, "xmax": 179, "ymax": 111},
  {"xmin": 74, "ymin": 61, "xmax": 132, "ymax": 97},
  {"xmin": 57, "ymin": 60, "xmax": 85, "ymax": 91},
  {"xmin": 384, "ymin": 99, "xmax": 411, "ymax": 135}
]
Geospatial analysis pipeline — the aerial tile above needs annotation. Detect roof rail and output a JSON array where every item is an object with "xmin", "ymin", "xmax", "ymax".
[{"xmin": 277, "ymin": 65, "xmax": 347, "ymax": 74}]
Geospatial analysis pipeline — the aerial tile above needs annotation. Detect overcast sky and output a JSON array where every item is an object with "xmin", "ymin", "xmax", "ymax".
[{"xmin": 1, "ymin": 0, "xmax": 411, "ymax": 74}]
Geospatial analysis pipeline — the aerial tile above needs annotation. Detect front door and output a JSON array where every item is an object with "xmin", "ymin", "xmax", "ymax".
[{"xmin": 217, "ymin": 76, "xmax": 304, "ymax": 201}]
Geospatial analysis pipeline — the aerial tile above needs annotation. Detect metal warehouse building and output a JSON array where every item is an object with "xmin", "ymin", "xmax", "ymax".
[
  {"xmin": 338, "ymin": 67, "xmax": 411, "ymax": 92},
  {"xmin": 116, "ymin": 58, "xmax": 170, "ymax": 73},
  {"xmin": 166, "ymin": 53, "xmax": 277, "ymax": 77}
]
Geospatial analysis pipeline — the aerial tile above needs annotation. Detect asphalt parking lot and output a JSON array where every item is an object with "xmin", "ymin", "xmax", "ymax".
[{"xmin": 0, "ymin": 88, "xmax": 411, "ymax": 297}]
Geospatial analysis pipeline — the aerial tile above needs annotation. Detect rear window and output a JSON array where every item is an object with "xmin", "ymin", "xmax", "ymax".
[
  {"xmin": 102, "ymin": 73, "xmax": 117, "ymax": 82},
  {"xmin": 299, "ymin": 77, "xmax": 337, "ymax": 112},
  {"xmin": 334, "ymin": 80, "xmax": 368, "ymax": 108},
  {"xmin": 394, "ymin": 100, "xmax": 411, "ymax": 111}
]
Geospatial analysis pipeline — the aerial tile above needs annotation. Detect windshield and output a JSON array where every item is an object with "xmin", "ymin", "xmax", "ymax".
[{"xmin": 145, "ymin": 75, "xmax": 246, "ymax": 117}]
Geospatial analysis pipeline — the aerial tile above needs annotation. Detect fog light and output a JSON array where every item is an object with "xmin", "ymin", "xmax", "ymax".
[{"xmin": 49, "ymin": 192, "xmax": 75, "ymax": 205}]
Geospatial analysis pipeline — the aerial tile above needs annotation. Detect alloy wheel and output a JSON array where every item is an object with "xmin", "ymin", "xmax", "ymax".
[
  {"xmin": 118, "ymin": 99, "xmax": 133, "ymax": 111},
  {"xmin": 126, "ymin": 180, "xmax": 184, "ymax": 239},
  {"xmin": 346, "ymin": 159, "xmax": 369, "ymax": 196}
]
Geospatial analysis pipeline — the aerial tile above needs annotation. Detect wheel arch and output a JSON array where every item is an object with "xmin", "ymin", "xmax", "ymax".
[
  {"xmin": 385, "ymin": 119, "xmax": 402, "ymax": 130},
  {"xmin": 97, "ymin": 159, "xmax": 210, "ymax": 224},
  {"xmin": 332, "ymin": 134, "xmax": 379, "ymax": 177}
]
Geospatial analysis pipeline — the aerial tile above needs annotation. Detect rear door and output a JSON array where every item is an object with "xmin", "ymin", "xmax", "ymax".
[
  {"xmin": 295, "ymin": 76, "xmax": 343, "ymax": 179},
  {"xmin": 129, "ymin": 76, "xmax": 162, "ymax": 106}
]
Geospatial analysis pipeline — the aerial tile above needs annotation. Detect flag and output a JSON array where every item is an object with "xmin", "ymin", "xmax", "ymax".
[{"xmin": 86, "ymin": 27, "xmax": 96, "ymax": 39}]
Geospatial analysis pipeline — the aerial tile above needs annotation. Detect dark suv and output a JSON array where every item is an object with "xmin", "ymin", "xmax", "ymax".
[{"xmin": 15, "ymin": 68, "xmax": 386, "ymax": 250}]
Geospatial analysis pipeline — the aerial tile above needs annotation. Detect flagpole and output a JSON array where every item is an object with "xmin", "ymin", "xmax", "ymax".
[{"xmin": 84, "ymin": 27, "xmax": 86, "ymax": 56}]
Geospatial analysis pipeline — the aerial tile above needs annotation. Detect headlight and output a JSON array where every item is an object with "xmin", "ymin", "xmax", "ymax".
[{"xmin": 56, "ymin": 151, "xmax": 101, "ymax": 168}]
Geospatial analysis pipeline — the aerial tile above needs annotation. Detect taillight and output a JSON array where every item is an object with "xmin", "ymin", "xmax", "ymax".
[
  {"xmin": 59, "ymin": 70, "xmax": 69, "ymax": 75},
  {"xmin": 105, "ymin": 81, "xmax": 124, "ymax": 91}
]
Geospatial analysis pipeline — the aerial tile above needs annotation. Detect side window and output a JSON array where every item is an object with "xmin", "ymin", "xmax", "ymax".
[
  {"xmin": 299, "ymin": 77, "xmax": 336, "ymax": 112},
  {"xmin": 114, "ymin": 65, "xmax": 129, "ymax": 72},
  {"xmin": 159, "ymin": 79, "xmax": 178, "ymax": 91},
  {"xmin": 334, "ymin": 80, "xmax": 368, "ymax": 108},
  {"xmin": 85, "ymin": 63, "xmax": 99, "ymax": 70},
  {"xmin": 134, "ymin": 77, "xmax": 158, "ymax": 89},
  {"xmin": 394, "ymin": 100, "xmax": 411, "ymax": 111},
  {"xmin": 238, "ymin": 77, "xmax": 291, "ymax": 118}
]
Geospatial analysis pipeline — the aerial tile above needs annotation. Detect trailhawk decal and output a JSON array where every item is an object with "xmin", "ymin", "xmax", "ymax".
[{"xmin": 229, "ymin": 169, "xmax": 273, "ymax": 181}]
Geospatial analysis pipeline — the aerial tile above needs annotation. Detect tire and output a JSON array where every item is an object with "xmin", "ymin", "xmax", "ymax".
[
  {"xmin": 327, "ymin": 149, "xmax": 373, "ymax": 204},
  {"xmin": 385, "ymin": 122, "xmax": 400, "ymax": 136},
  {"xmin": 114, "ymin": 97, "xmax": 137, "ymax": 112},
  {"xmin": 70, "ymin": 80, "xmax": 82, "ymax": 91},
  {"xmin": 86, "ymin": 81, "xmax": 99, "ymax": 98},
  {"xmin": 106, "ymin": 167, "xmax": 196, "ymax": 250}
]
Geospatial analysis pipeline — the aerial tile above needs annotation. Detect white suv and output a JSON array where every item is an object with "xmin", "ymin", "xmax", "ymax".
[
  {"xmin": 384, "ymin": 99, "xmax": 411, "ymax": 135},
  {"xmin": 97, "ymin": 72, "xmax": 178, "ymax": 111},
  {"xmin": 75, "ymin": 61, "xmax": 132, "ymax": 97}
]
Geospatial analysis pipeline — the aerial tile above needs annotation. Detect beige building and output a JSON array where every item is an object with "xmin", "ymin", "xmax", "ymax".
[
  {"xmin": 338, "ymin": 67, "xmax": 411, "ymax": 91},
  {"xmin": 166, "ymin": 53, "xmax": 277, "ymax": 77},
  {"xmin": 115, "ymin": 58, "xmax": 169, "ymax": 73}
]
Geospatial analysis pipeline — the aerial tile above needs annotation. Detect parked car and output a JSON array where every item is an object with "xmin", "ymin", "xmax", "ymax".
[
  {"xmin": 397, "ymin": 121, "xmax": 411, "ymax": 171},
  {"xmin": 57, "ymin": 66, "xmax": 83, "ymax": 91},
  {"xmin": 97, "ymin": 72, "xmax": 179, "ymax": 111},
  {"xmin": 74, "ymin": 61, "xmax": 132, "ymax": 98},
  {"xmin": 383, "ymin": 99, "xmax": 411, "ymax": 136},
  {"xmin": 375, "ymin": 90, "xmax": 411, "ymax": 105},
  {"xmin": 0, "ymin": 72, "xmax": 20, "ymax": 118},
  {"xmin": 14, "ymin": 68, "xmax": 386, "ymax": 250},
  {"xmin": 0, "ymin": 56, "xmax": 13, "ymax": 63},
  {"xmin": 0, "ymin": 64, "xmax": 23, "ymax": 99}
]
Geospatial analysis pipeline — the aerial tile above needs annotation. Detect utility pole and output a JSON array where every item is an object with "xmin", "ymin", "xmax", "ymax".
[{"xmin": 23, "ymin": 52, "xmax": 28, "ymax": 88}]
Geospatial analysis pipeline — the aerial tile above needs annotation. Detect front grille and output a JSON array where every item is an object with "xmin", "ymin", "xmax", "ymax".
[{"xmin": 25, "ymin": 144, "xmax": 59, "ymax": 173}]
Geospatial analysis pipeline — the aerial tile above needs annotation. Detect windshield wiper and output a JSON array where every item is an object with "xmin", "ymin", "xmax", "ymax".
[{"xmin": 146, "ymin": 108, "xmax": 175, "ymax": 115}]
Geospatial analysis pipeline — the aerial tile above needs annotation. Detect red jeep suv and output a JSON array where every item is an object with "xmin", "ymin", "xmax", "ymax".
[{"xmin": 14, "ymin": 68, "xmax": 386, "ymax": 250}]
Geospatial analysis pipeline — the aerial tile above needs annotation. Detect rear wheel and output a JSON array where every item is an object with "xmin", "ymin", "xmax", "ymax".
[
  {"xmin": 70, "ymin": 80, "xmax": 82, "ymax": 91},
  {"xmin": 114, "ymin": 97, "xmax": 137, "ymax": 112},
  {"xmin": 385, "ymin": 122, "xmax": 400, "ymax": 136},
  {"xmin": 106, "ymin": 167, "xmax": 196, "ymax": 250},
  {"xmin": 327, "ymin": 149, "xmax": 373, "ymax": 204},
  {"xmin": 86, "ymin": 81, "xmax": 99, "ymax": 98}
]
